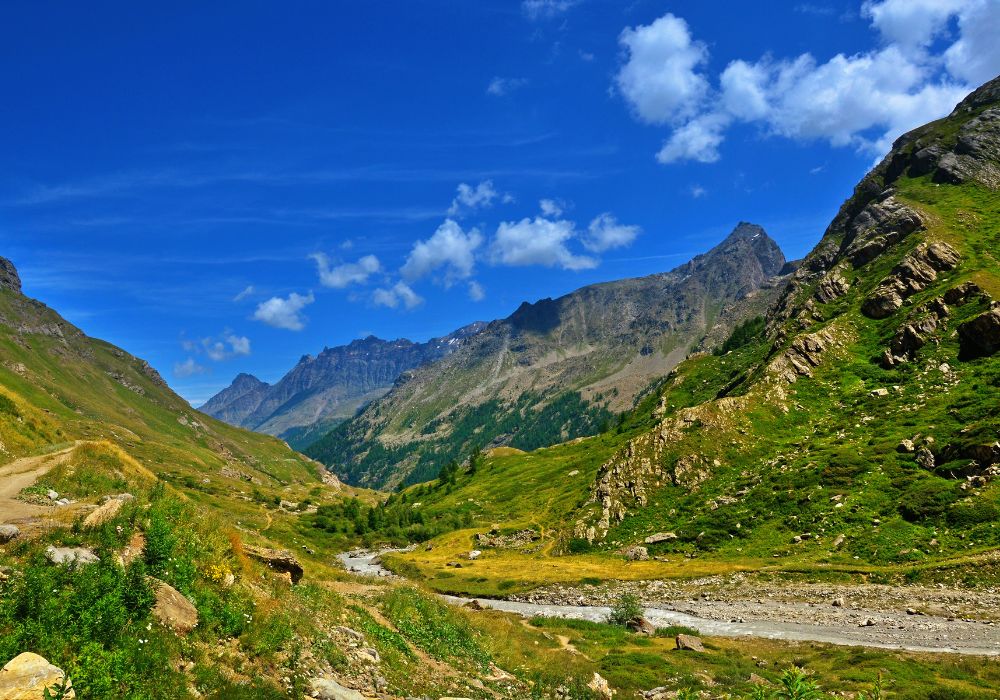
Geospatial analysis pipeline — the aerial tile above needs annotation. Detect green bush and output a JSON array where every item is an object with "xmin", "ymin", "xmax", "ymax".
[{"xmin": 607, "ymin": 592, "xmax": 643, "ymax": 626}]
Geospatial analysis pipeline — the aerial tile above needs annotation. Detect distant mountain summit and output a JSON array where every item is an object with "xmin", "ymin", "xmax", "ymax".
[
  {"xmin": 201, "ymin": 323, "xmax": 486, "ymax": 447},
  {"xmin": 307, "ymin": 222, "xmax": 790, "ymax": 488}
]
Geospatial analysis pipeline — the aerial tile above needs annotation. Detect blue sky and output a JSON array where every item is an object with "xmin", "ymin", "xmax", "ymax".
[{"xmin": 2, "ymin": 0, "xmax": 997, "ymax": 405}]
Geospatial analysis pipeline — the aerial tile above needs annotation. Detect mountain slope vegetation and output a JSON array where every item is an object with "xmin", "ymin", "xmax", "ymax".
[{"xmin": 308, "ymin": 223, "xmax": 791, "ymax": 488}]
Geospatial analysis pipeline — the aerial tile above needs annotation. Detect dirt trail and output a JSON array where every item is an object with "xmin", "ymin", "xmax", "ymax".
[{"xmin": 0, "ymin": 445, "xmax": 77, "ymax": 522}]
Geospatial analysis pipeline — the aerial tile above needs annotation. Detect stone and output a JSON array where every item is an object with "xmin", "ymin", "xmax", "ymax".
[
  {"xmin": 46, "ymin": 490, "xmax": 58, "ymax": 501},
  {"xmin": 675, "ymin": 634, "xmax": 705, "ymax": 652},
  {"xmin": 82, "ymin": 497, "xmax": 126, "ymax": 528},
  {"xmin": 44, "ymin": 546, "xmax": 98, "ymax": 568},
  {"xmin": 916, "ymin": 446, "xmax": 936, "ymax": 470},
  {"xmin": 151, "ymin": 578, "xmax": 199, "ymax": 634},
  {"xmin": 831, "ymin": 597, "xmax": 845, "ymax": 607},
  {"xmin": 832, "ymin": 534, "xmax": 846, "ymax": 548},
  {"xmin": 243, "ymin": 545, "xmax": 303, "ymax": 584},
  {"xmin": 958, "ymin": 308, "xmax": 1000, "ymax": 359},
  {"xmin": 623, "ymin": 545, "xmax": 648, "ymax": 561},
  {"xmin": 860, "ymin": 618, "xmax": 877, "ymax": 627},
  {"xmin": 627, "ymin": 617, "xmax": 656, "ymax": 636},
  {"xmin": 870, "ymin": 388, "xmax": 889, "ymax": 397},
  {"xmin": 0, "ymin": 525, "xmax": 20, "ymax": 543},
  {"xmin": 862, "ymin": 241, "xmax": 960, "ymax": 319},
  {"xmin": 309, "ymin": 677, "xmax": 366, "ymax": 700},
  {"xmin": 587, "ymin": 672, "xmax": 615, "ymax": 699},
  {"xmin": 897, "ymin": 439, "xmax": 916, "ymax": 453},
  {"xmin": 644, "ymin": 532, "xmax": 677, "ymax": 544},
  {"xmin": 0, "ymin": 652, "xmax": 74, "ymax": 699},
  {"xmin": 467, "ymin": 550, "xmax": 481, "ymax": 560}
]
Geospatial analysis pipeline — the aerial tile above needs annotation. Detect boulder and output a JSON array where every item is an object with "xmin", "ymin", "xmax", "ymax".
[
  {"xmin": 151, "ymin": 578, "xmax": 199, "ymax": 634},
  {"xmin": 622, "ymin": 545, "xmax": 648, "ymax": 561},
  {"xmin": 243, "ymin": 545, "xmax": 303, "ymax": 584},
  {"xmin": 308, "ymin": 677, "xmax": 366, "ymax": 700},
  {"xmin": 82, "ymin": 497, "xmax": 126, "ymax": 529},
  {"xmin": 0, "ymin": 652, "xmax": 74, "ymax": 699},
  {"xmin": 587, "ymin": 672, "xmax": 615, "ymax": 699},
  {"xmin": 0, "ymin": 525, "xmax": 20, "ymax": 543},
  {"xmin": 44, "ymin": 546, "xmax": 98, "ymax": 568},
  {"xmin": 675, "ymin": 634, "xmax": 705, "ymax": 652},
  {"xmin": 958, "ymin": 308, "xmax": 1000, "ymax": 359},
  {"xmin": 644, "ymin": 532, "xmax": 677, "ymax": 544},
  {"xmin": 627, "ymin": 617, "xmax": 656, "ymax": 636}
]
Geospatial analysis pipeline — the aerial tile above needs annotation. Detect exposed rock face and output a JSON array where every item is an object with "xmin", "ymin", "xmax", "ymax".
[
  {"xmin": 959, "ymin": 308, "xmax": 1000, "ymax": 359},
  {"xmin": 244, "ymin": 545, "xmax": 304, "ymax": 584},
  {"xmin": 151, "ymin": 578, "xmax": 199, "ymax": 634},
  {"xmin": 316, "ymin": 223, "xmax": 790, "ymax": 488},
  {"xmin": 202, "ymin": 325, "xmax": 485, "ymax": 445},
  {"xmin": 587, "ymin": 672, "xmax": 615, "ymax": 699},
  {"xmin": 861, "ymin": 242, "xmax": 961, "ymax": 319},
  {"xmin": 0, "ymin": 652, "xmax": 74, "ymax": 699},
  {"xmin": 82, "ymin": 496, "xmax": 128, "ymax": 528},
  {"xmin": 0, "ymin": 257, "xmax": 22, "ymax": 294},
  {"xmin": 644, "ymin": 532, "xmax": 677, "ymax": 544},
  {"xmin": 843, "ymin": 197, "xmax": 925, "ymax": 269},
  {"xmin": 769, "ymin": 328, "xmax": 839, "ymax": 383}
]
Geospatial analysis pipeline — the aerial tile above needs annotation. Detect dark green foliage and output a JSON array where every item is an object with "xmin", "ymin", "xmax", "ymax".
[
  {"xmin": 607, "ymin": 592, "xmax": 643, "ymax": 626},
  {"xmin": 381, "ymin": 587, "xmax": 490, "ymax": 665},
  {"xmin": 715, "ymin": 316, "xmax": 766, "ymax": 356}
]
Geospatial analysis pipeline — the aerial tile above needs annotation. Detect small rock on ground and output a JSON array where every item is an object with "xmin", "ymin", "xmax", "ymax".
[
  {"xmin": 45, "ymin": 546, "xmax": 99, "ymax": 568},
  {"xmin": 676, "ymin": 634, "xmax": 706, "ymax": 652},
  {"xmin": 151, "ymin": 578, "xmax": 199, "ymax": 634},
  {"xmin": 308, "ymin": 677, "xmax": 366, "ymax": 700},
  {"xmin": 0, "ymin": 524, "xmax": 20, "ymax": 543}
]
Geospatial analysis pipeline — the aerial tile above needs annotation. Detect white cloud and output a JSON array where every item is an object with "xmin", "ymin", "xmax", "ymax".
[
  {"xmin": 252, "ymin": 292, "xmax": 314, "ymax": 331},
  {"xmin": 182, "ymin": 331, "xmax": 252, "ymax": 361},
  {"xmin": 491, "ymin": 217, "xmax": 597, "ymax": 270},
  {"xmin": 372, "ymin": 281, "xmax": 424, "ymax": 310},
  {"xmin": 447, "ymin": 180, "xmax": 501, "ymax": 216},
  {"xmin": 311, "ymin": 253, "xmax": 381, "ymax": 288},
  {"xmin": 174, "ymin": 358, "xmax": 207, "ymax": 378},
  {"xmin": 656, "ymin": 112, "xmax": 730, "ymax": 163},
  {"xmin": 689, "ymin": 184, "xmax": 707, "ymax": 198},
  {"xmin": 539, "ymin": 198, "xmax": 565, "ymax": 217},
  {"xmin": 943, "ymin": 0, "xmax": 1000, "ymax": 85},
  {"xmin": 522, "ymin": 0, "xmax": 578, "ymax": 20},
  {"xmin": 487, "ymin": 77, "xmax": 528, "ymax": 96},
  {"xmin": 233, "ymin": 285, "xmax": 254, "ymax": 302},
  {"xmin": 615, "ymin": 13, "xmax": 710, "ymax": 125},
  {"xmin": 401, "ymin": 219, "xmax": 483, "ymax": 284},
  {"xmin": 618, "ymin": 1, "xmax": 990, "ymax": 164},
  {"xmin": 582, "ymin": 213, "xmax": 641, "ymax": 252},
  {"xmin": 468, "ymin": 280, "xmax": 485, "ymax": 301}
]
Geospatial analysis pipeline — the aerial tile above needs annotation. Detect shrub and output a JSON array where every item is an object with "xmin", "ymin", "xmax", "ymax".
[{"xmin": 607, "ymin": 592, "xmax": 643, "ymax": 626}]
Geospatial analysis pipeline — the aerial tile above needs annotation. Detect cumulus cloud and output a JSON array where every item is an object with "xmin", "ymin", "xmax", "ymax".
[
  {"xmin": 615, "ymin": 13, "xmax": 710, "ymax": 125},
  {"xmin": 468, "ymin": 280, "xmax": 485, "ymax": 301},
  {"xmin": 582, "ymin": 213, "xmax": 641, "ymax": 253},
  {"xmin": 487, "ymin": 77, "xmax": 528, "ymax": 96},
  {"xmin": 401, "ymin": 219, "xmax": 483, "ymax": 284},
  {"xmin": 539, "ymin": 198, "xmax": 566, "ymax": 217},
  {"xmin": 372, "ymin": 281, "xmax": 424, "ymax": 310},
  {"xmin": 447, "ymin": 180, "xmax": 502, "ymax": 216},
  {"xmin": 252, "ymin": 292, "xmax": 314, "ymax": 331},
  {"xmin": 522, "ymin": 0, "xmax": 578, "ymax": 20},
  {"xmin": 184, "ymin": 331, "xmax": 252, "ymax": 361},
  {"xmin": 174, "ymin": 358, "xmax": 207, "ymax": 378},
  {"xmin": 490, "ymin": 217, "xmax": 597, "ymax": 270},
  {"xmin": 311, "ymin": 253, "xmax": 381, "ymax": 288},
  {"xmin": 617, "ymin": 1, "xmax": 990, "ymax": 164}
]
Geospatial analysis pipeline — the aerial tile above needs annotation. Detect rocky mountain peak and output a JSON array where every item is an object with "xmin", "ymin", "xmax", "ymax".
[{"xmin": 0, "ymin": 257, "xmax": 22, "ymax": 294}]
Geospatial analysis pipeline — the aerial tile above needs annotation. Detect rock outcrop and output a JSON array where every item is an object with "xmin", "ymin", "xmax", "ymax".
[
  {"xmin": 861, "ymin": 242, "xmax": 961, "ymax": 319},
  {"xmin": 959, "ymin": 308, "xmax": 1000, "ymax": 359},
  {"xmin": 0, "ymin": 652, "xmax": 74, "ymax": 699},
  {"xmin": 44, "ymin": 546, "xmax": 99, "ymax": 568},
  {"xmin": 308, "ymin": 677, "xmax": 367, "ymax": 700},
  {"xmin": 244, "ymin": 545, "xmax": 304, "ymax": 584},
  {"xmin": 0, "ymin": 257, "xmax": 21, "ymax": 295}
]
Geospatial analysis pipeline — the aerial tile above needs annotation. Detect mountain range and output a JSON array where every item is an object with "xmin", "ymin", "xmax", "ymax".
[
  {"xmin": 200, "ymin": 324, "xmax": 485, "ymax": 448},
  {"xmin": 305, "ymin": 222, "xmax": 792, "ymax": 487}
]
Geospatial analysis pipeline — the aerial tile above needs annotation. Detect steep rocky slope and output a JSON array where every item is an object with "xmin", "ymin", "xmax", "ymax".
[
  {"xmin": 309, "ymin": 223, "xmax": 791, "ymax": 488},
  {"xmin": 564, "ymin": 75, "xmax": 1000, "ymax": 562},
  {"xmin": 202, "ymin": 325, "xmax": 484, "ymax": 448}
]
